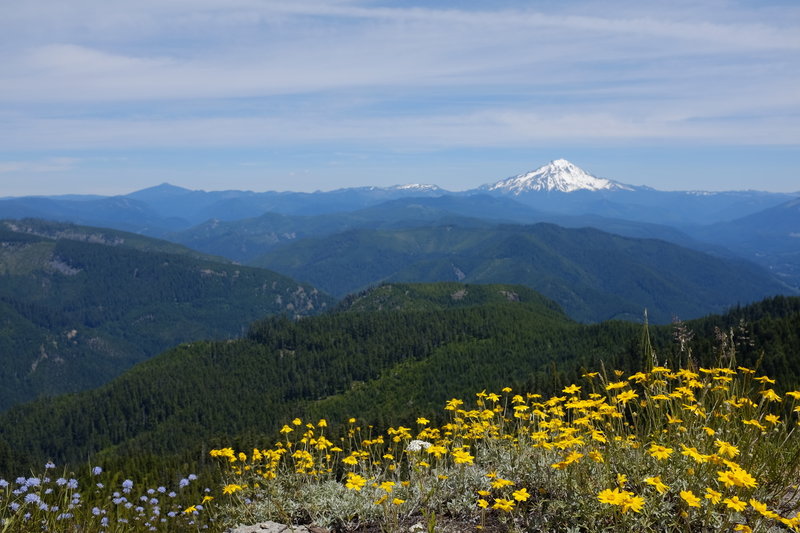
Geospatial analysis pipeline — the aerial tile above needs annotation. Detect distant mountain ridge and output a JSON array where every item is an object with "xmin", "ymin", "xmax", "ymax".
[
  {"xmin": 1, "ymin": 159, "xmax": 794, "ymax": 229},
  {"xmin": 0, "ymin": 159, "xmax": 797, "ymax": 285},
  {"xmin": 250, "ymin": 223, "xmax": 791, "ymax": 323}
]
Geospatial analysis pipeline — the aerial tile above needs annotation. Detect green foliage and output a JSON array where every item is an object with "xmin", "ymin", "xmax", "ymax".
[
  {"xmin": 1, "ymin": 286, "xmax": 798, "ymax": 488},
  {"xmin": 250, "ymin": 223, "xmax": 790, "ymax": 323},
  {"xmin": 0, "ymin": 220, "xmax": 334, "ymax": 411},
  {"xmin": 335, "ymin": 282, "xmax": 564, "ymax": 314}
]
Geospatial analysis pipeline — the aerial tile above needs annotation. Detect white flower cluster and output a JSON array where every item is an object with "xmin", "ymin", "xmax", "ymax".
[{"xmin": 405, "ymin": 440, "xmax": 432, "ymax": 452}]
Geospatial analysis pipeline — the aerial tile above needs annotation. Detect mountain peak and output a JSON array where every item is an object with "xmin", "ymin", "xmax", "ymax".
[
  {"xmin": 486, "ymin": 159, "xmax": 633, "ymax": 194},
  {"xmin": 391, "ymin": 183, "xmax": 443, "ymax": 192}
]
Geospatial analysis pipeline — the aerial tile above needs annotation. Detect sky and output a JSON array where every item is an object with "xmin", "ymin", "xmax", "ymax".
[{"xmin": 1, "ymin": 0, "xmax": 798, "ymax": 196}]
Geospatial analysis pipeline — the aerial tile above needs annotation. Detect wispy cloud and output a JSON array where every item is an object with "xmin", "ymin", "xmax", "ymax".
[
  {"xmin": 0, "ymin": 0, "xmax": 797, "ymax": 193},
  {"xmin": 0, "ymin": 157, "xmax": 80, "ymax": 174}
]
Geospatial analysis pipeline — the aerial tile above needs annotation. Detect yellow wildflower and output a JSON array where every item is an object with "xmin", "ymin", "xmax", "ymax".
[
  {"xmin": 589, "ymin": 450, "xmax": 604, "ymax": 463},
  {"xmin": 492, "ymin": 498, "xmax": 515, "ymax": 512},
  {"xmin": 680, "ymin": 490, "xmax": 702, "ymax": 508},
  {"xmin": 743, "ymin": 419, "xmax": 767, "ymax": 431},
  {"xmin": 597, "ymin": 488, "xmax": 644, "ymax": 514},
  {"xmin": 222, "ymin": 484, "xmax": 244, "ymax": 495},
  {"xmin": 724, "ymin": 496, "xmax": 748, "ymax": 511},
  {"xmin": 760, "ymin": 389, "xmax": 782, "ymax": 402},
  {"xmin": 345, "ymin": 472, "xmax": 367, "ymax": 491},
  {"xmin": 705, "ymin": 487, "xmax": 722, "ymax": 504},
  {"xmin": 644, "ymin": 476, "xmax": 669, "ymax": 494},
  {"xmin": 606, "ymin": 381, "xmax": 628, "ymax": 391},
  {"xmin": 718, "ymin": 466, "xmax": 757, "ymax": 489},
  {"xmin": 512, "ymin": 488, "xmax": 531, "ymax": 502},
  {"xmin": 452, "ymin": 449, "xmax": 475, "ymax": 465},
  {"xmin": 648, "ymin": 443, "xmax": 674, "ymax": 460},
  {"xmin": 715, "ymin": 440, "xmax": 740, "ymax": 459},
  {"xmin": 615, "ymin": 390, "xmax": 639, "ymax": 404},
  {"xmin": 490, "ymin": 478, "xmax": 515, "ymax": 489}
]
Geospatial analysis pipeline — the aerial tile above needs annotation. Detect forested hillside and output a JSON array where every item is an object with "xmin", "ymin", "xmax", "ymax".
[
  {"xmin": 251, "ymin": 223, "xmax": 791, "ymax": 323},
  {"xmin": 0, "ymin": 220, "xmax": 334, "ymax": 411},
  {"xmin": 0, "ymin": 286, "xmax": 797, "ymax": 483}
]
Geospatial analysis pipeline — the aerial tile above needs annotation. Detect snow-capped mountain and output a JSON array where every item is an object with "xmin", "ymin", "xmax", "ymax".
[
  {"xmin": 391, "ymin": 183, "xmax": 443, "ymax": 192},
  {"xmin": 484, "ymin": 159, "xmax": 633, "ymax": 194}
]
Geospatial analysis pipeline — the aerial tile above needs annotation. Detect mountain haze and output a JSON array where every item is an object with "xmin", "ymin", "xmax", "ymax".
[{"xmin": 250, "ymin": 223, "xmax": 789, "ymax": 323}]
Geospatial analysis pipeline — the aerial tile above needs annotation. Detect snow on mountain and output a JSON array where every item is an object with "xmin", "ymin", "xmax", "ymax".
[
  {"xmin": 485, "ymin": 159, "xmax": 633, "ymax": 194},
  {"xmin": 391, "ymin": 183, "xmax": 443, "ymax": 192}
]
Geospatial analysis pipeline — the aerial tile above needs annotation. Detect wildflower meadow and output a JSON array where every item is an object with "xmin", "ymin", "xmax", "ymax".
[{"xmin": 3, "ymin": 360, "xmax": 800, "ymax": 531}]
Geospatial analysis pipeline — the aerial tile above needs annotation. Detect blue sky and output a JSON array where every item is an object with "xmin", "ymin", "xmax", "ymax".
[{"xmin": 1, "ymin": 0, "xmax": 798, "ymax": 196}]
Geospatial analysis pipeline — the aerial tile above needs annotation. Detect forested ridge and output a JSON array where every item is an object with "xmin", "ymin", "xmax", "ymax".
[
  {"xmin": 250, "ymin": 223, "xmax": 791, "ymax": 323},
  {"xmin": 0, "ymin": 220, "xmax": 334, "ymax": 411},
  {"xmin": 0, "ymin": 286, "xmax": 798, "ymax": 485}
]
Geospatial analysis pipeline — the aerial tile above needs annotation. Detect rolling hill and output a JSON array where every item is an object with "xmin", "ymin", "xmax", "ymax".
[
  {"xmin": 688, "ymin": 197, "xmax": 800, "ymax": 287},
  {"xmin": 168, "ymin": 194, "xmax": 713, "ymax": 264},
  {"xmin": 0, "ymin": 219, "xmax": 334, "ymax": 411},
  {"xmin": 0, "ymin": 285, "xmax": 797, "ymax": 480},
  {"xmin": 250, "ymin": 223, "xmax": 792, "ymax": 323}
]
